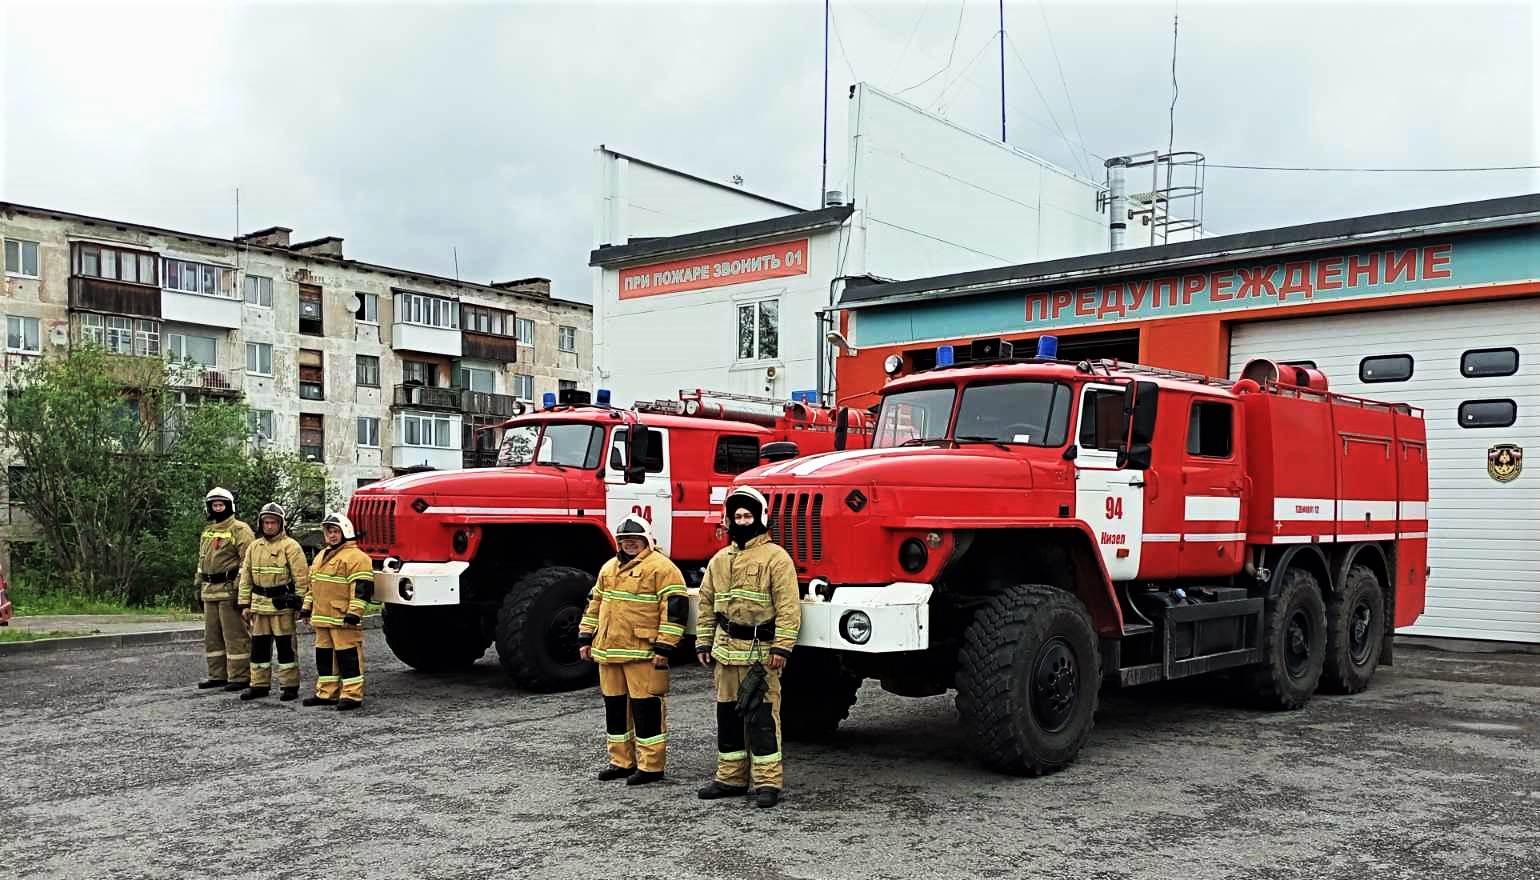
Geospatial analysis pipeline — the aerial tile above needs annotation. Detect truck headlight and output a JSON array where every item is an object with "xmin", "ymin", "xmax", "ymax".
[
  {"xmin": 453, "ymin": 529, "xmax": 470, "ymax": 555},
  {"xmin": 899, "ymin": 538, "xmax": 928, "ymax": 573},
  {"xmin": 841, "ymin": 610, "xmax": 872, "ymax": 645},
  {"xmin": 398, "ymin": 578, "xmax": 415, "ymax": 601}
]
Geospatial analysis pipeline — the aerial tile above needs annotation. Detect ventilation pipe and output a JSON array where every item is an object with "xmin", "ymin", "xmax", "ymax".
[{"xmin": 1105, "ymin": 157, "xmax": 1128, "ymax": 252}]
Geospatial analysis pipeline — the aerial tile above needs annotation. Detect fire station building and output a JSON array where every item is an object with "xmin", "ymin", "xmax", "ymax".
[{"xmin": 836, "ymin": 193, "xmax": 1540, "ymax": 645}]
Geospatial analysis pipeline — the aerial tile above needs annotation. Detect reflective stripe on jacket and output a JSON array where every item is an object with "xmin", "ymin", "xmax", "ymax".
[
  {"xmin": 302, "ymin": 541, "xmax": 373, "ymax": 628},
  {"xmin": 695, "ymin": 534, "xmax": 800, "ymax": 665},
  {"xmin": 237, "ymin": 534, "xmax": 312, "ymax": 613},
  {"xmin": 577, "ymin": 547, "xmax": 689, "ymax": 662}
]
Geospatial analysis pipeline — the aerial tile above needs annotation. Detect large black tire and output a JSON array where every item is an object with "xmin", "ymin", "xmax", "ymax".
[
  {"xmin": 955, "ymin": 584, "xmax": 1101, "ymax": 776},
  {"xmin": 382, "ymin": 603, "xmax": 491, "ymax": 673},
  {"xmin": 780, "ymin": 647, "xmax": 862, "ymax": 742},
  {"xmin": 495, "ymin": 566, "xmax": 597, "ymax": 692},
  {"xmin": 1320, "ymin": 563, "xmax": 1385, "ymax": 695},
  {"xmin": 1248, "ymin": 566, "xmax": 1327, "ymax": 709}
]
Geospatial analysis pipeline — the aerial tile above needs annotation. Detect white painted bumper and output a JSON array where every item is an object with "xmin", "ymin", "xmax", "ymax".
[
  {"xmin": 797, "ymin": 582, "xmax": 932, "ymax": 652},
  {"xmin": 374, "ymin": 560, "xmax": 470, "ymax": 607}
]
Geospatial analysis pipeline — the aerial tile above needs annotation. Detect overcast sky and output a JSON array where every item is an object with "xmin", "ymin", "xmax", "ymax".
[{"xmin": 3, "ymin": 0, "xmax": 1536, "ymax": 304}]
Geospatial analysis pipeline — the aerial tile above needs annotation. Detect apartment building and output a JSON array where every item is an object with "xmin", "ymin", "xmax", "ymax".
[{"xmin": 0, "ymin": 203, "xmax": 591, "ymax": 544}]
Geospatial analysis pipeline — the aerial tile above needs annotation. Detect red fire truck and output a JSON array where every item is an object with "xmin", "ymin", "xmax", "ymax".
[
  {"xmin": 348, "ymin": 388, "xmax": 871, "ymax": 691},
  {"xmin": 735, "ymin": 337, "xmax": 1430, "ymax": 775}
]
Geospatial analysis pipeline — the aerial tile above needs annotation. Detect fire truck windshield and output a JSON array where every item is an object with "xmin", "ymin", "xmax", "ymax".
[
  {"xmin": 496, "ymin": 422, "xmax": 606, "ymax": 469},
  {"xmin": 874, "ymin": 381, "xmax": 1072, "ymax": 448}
]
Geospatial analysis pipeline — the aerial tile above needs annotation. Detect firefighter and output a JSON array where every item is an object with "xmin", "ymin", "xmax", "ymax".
[
  {"xmin": 236, "ymin": 503, "xmax": 311, "ymax": 702},
  {"xmin": 299, "ymin": 512, "xmax": 374, "ymax": 711},
  {"xmin": 196, "ymin": 487, "xmax": 256, "ymax": 692},
  {"xmin": 577, "ymin": 514, "xmax": 689, "ymax": 785},
  {"xmin": 695, "ymin": 486, "xmax": 801, "ymax": 808}
]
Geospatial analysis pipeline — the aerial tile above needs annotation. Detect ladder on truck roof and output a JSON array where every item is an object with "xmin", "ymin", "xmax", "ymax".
[{"xmin": 1082, "ymin": 359, "xmax": 1235, "ymax": 389}]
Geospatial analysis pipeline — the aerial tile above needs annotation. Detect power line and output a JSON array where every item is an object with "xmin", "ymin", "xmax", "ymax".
[
  {"xmin": 1004, "ymin": 32, "xmax": 1091, "ymax": 179},
  {"xmin": 1035, "ymin": 0, "xmax": 1094, "ymax": 177},
  {"xmin": 933, "ymin": 32, "xmax": 999, "ymax": 113},
  {"xmin": 1206, "ymin": 163, "xmax": 1540, "ymax": 172},
  {"xmin": 885, "ymin": 0, "xmax": 930, "ymax": 89},
  {"xmin": 896, "ymin": 0, "xmax": 967, "ymax": 96},
  {"xmin": 828, "ymin": 5, "xmax": 859, "ymax": 83}
]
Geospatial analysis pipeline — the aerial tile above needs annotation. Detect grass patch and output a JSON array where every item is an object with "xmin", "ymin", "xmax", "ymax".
[
  {"xmin": 0, "ymin": 628, "xmax": 96, "ymax": 643},
  {"xmin": 12, "ymin": 589, "xmax": 193, "ymax": 619}
]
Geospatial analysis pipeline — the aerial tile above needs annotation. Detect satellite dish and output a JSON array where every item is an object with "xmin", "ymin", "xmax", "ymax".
[{"xmin": 347, "ymin": 294, "xmax": 362, "ymax": 312}]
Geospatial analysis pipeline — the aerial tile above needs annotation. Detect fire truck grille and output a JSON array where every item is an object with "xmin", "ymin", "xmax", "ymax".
[
  {"xmin": 768, "ymin": 491, "xmax": 824, "ymax": 563},
  {"xmin": 349, "ymin": 497, "xmax": 396, "ymax": 553}
]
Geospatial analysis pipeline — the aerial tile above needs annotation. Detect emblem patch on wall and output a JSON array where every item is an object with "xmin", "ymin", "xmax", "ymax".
[{"xmin": 1487, "ymin": 443, "xmax": 1523, "ymax": 483}]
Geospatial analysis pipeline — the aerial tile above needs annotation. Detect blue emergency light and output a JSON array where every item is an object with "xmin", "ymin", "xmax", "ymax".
[
  {"xmin": 597, "ymin": 388, "xmax": 612, "ymax": 407},
  {"xmin": 1037, "ymin": 335, "xmax": 1059, "ymax": 360},
  {"xmin": 936, "ymin": 344, "xmax": 955, "ymax": 367},
  {"xmin": 542, "ymin": 392, "xmax": 557, "ymax": 409}
]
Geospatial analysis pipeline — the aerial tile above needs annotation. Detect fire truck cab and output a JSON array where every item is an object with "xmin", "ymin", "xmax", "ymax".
[
  {"xmin": 737, "ymin": 336, "xmax": 1430, "ymax": 775},
  {"xmin": 349, "ymin": 388, "xmax": 870, "ymax": 692}
]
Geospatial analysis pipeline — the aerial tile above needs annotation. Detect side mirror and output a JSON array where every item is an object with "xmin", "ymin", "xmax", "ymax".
[
  {"xmin": 1061, "ymin": 444, "xmax": 1078, "ymax": 461},
  {"xmin": 761, "ymin": 441, "xmax": 800, "ymax": 463},
  {"xmin": 1125, "ymin": 380, "xmax": 1158, "ymax": 446},
  {"xmin": 625, "ymin": 425, "xmax": 653, "ymax": 484},
  {"xmin": 833, "ymin": 407, "xmax": 850, "ymax": 451},
  {"xmin": 1118, "ymin": 442, "xmax": 1153, "ymax": 470}
]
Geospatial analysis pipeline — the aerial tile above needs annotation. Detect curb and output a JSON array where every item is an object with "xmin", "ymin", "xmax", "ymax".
[
  {"xmin": 1396, "ymin": 634, "xmax": 1540, "ymax": 657},
  {"xmin": 0, "ymin": 615, "xmax": 383, "ymax": 658}
]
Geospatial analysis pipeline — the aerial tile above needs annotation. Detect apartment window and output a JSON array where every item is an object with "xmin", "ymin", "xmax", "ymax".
[
  {"xmin": 1461, "ymin": 348, "xmax": 1519, "ymax": 378},
  {"xmin": 244, "ymin": 275, "xmax": 274, "ymax": 307},
  {"xmin": 248, "ymin": 409, "xmax": 274, "ymax": 442},
  {"xmin": 136, "ymin": 320, "xmax": 160, "ymax": 357},
  {"xmin": 516, "ymin": 317, "xmax": 535, "ymax": 345},
  {"xmin": 299, "ymin": 284, "xmax": 323, "ymax": 335},
  {"xmin": 74, "ymin": 244, "xmax": 156, "ymax": 285},
  {"xmin": 6, "ymin": 316, "xmax": 40, "ymax": 353},
  {"xmin": 166, "ymin": 331, "xmax": 217, "ymax": 367},
  {"xmin": 462, "ymin": 304, "xmax": 513, "ymax": 337},
  {"xmin": 246, "ymin": 342, "xmax": 273, "ymax": 376},
  {"xmin": 355, "ymin": 292, "xmax": 379, "ymax": 324},
  {"xmin": 459, "ymin": 366, "xmax": 495, "ymax": 393},
  {"xmin": 162, "ymin": 259, "xmax": 235, "ymax": 298},
  {"xmin": 513, "ymin": 373, "xmax": 534, "ymax": 400},
  {"xmin": 5, "ymin": 239, "xmax": 39, "ymax": 277},
  {"xmin": 7, "ymin": 465, "xmax": 27, "ymax": 501},
  {"xmin": 737, "ymin": 300, "xmax": 779, "ymax": 360},
  {"xmin": 1459, "ymin": 399, "xmax": 1517, "ymax": 429},
  {"xmin": 298, "ymin": 349, "xmax": 324, "ymax": 400},
  {"xmin": 1186, "ymin": 401, "xmax": 1234, "ymax": 458},
  {"xmin": 714, "ymin": 435, "xmax": 761, "ymax": 475},
  {"xmin": 402, "ymin": 359, "xmax": 440, "ymax": 387},
  {"xmin": 299, "ymin": 413, "xmax": 325, "ymax": 461},
  {"xmin": 357, "ymin": 416, "xmax": 380, "ymax": 448},
  {"xmin": 357, "ymin": 355, "xmax": 380, "ymax": 388},
  {"xmin": 400, "ymin": 413, "xmax": 453, "ymax": 448},
  {"xmin": 1359, "ymin": 354, "xmax": 1413, "ymax": 383},
  {"xmin": 395, "ymin": 291, "xmax": 458, "ymax": 330},
  {"xmin": 559, "ymin": 379, "xmax": 577, "ymax": 392},
  {"xmin": 559, "ymin": 325, "xmax": 577, "ymax": 353}
]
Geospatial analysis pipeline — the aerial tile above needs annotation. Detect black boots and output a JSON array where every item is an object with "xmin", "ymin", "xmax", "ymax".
[
  {"xmin": 336, "ymin": 699, "xmax": 362, "ymax": 712},
  {"xmin": 697, "ymin": 781, "xmax": 749, "ymax": 800},
  {"xmin": 626, "ymin": 770, "xmax": 664, "ymax": 786},
  {"xmin": 301, "ymin": 696, "xmax": 337, "ymax": 708},
  {"xmin": 597, "ymin": 764, "xmax": 636, "ymax": 781},
  {"xmin": 196, "ymin": 679, "xmax": 227, "ymax": 690},
  {"xmin": 239, "ymin": 686, "xmax": 270, "ymax": 701},
  {"xmin": 279, "ymin": 686, "xmax": 299, "ymax": 702},
  {"xmin": 755, "ymin": 787, "xmax": 781, "ymax": 808},
  {"xmin": 222, "ymin": 680, "xmax": 249, "ymax": 692}
]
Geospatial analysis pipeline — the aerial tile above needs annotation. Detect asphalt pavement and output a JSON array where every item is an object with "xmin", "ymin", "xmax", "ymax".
[{"xmin": 1, "ymin": 634, "xmax": 1536, "ymax": 880}]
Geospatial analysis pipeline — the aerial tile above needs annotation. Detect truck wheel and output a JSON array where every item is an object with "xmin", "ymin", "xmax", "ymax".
[
  {"xmin": 495, "ymin": 565, "xmax": 597, "ymax": 692},
  {"xmin": 780, "ymin": 647, "xmax": 862, "ymax": 741},
  {"xmin": 955, "ymin": 584, "xmax": 1100, "ymax": 776},
  {"xmin": 1320, "ymin": 564, "xmax": 1385, "ymax": 695},
  {"xmin": 382, "ymin": 604, "xmax": 491, "ymax": 673},
  {"xmin": 1248, "ymin": 566, "xmax": 1327, "ymax": 709}
]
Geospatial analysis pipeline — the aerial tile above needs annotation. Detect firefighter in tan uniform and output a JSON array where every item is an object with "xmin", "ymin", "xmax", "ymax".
[
  {"xmin": 577, "ymin": 514, "xmax": 689, "ymax": 785},
  {"xmin": 696, "ymin": 487, "xmax": 801, "ymax": 808},
  {"xmin": 195, "ymin": 487, "xmax": 256, "ymax": 692},
  {"xmin": 236, "ymin": 503, "xmax": 311, "ymax": 702},
  {"xmin": 300, "ymin": 512, "xmax": 374, "ymax": 711}
]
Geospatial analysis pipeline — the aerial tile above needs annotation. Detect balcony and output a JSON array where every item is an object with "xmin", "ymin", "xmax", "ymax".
[
  {"xmin": 462, "ymin": 389, "xmax": 521, "ymax": 418},
  {"xmin": 167, "ymin": 364, "xmax": 243, "ymax": 397},
  {"xmin": 394, "ymin": 322, "xmax": 461, "ymax": 358},
  {"xmin": 162, "ymin": 288, "xmax": 241, "ymax": 330},
  {"xmin": 391, "ymin": 444, "xmax": 463, "ymax": 472},
  {"xmin": 393, "ymin": 384, "xmax": 463, "ymax": 412},
  {"xmin": 69, "ymin": 277, "xmax": 160, "ymax": 318},
  {"xmin": 462, "ymin": 449, "xmax": 499, "ymax": 469},
  {"xmin": 462, "ymin": 330, "xmax": 519, "ymax": 363}
]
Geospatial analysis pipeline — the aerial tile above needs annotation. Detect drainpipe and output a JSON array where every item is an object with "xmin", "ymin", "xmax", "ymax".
[{"xmin": 1105, "ymin": 157, "xmax": 1128, "ymax": 252}]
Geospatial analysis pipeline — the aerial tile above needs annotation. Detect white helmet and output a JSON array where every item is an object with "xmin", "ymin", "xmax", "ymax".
[
  {"xmin": 724, "ymin": 486, "xmax": 769, "ymax": 528},
  {"xmin": 613, "ymin": 512, "xmax": 656, "ymax": 547},
  {"xmin": 321, "ymin": 511, "xmax": 357, "ymax": 542},
  {"xmin": 205, "ymin": 487, "xmax": 235, "ymax": 519}
]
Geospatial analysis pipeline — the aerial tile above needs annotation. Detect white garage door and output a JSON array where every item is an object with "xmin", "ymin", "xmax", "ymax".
[{"xmin": 1229, "ymin": 298, "xmax": 1540, "ymax": 643}]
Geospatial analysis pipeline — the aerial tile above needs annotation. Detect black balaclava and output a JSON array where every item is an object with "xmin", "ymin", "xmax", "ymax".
[{"xmin": 725, "ymin": 496, "xmax": 768, "ymax": 549}]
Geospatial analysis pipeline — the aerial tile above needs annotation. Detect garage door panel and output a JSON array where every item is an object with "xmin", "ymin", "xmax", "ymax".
[{"xmin": 1230, "ymin": 298, "xmax": 1540, "ymax": 643}]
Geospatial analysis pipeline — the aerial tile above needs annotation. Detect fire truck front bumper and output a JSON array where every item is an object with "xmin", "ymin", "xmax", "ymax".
[
  {"xmin": 797, "ymin": 582, "xmax": 931, "ymax": 653},
  {"xmin": 374, "ymin": 559, "xmax": 469, "ymax": 606}
]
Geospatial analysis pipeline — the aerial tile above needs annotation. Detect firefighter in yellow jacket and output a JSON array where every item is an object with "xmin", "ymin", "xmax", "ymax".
[
  {"xmin": 577, "ymin": 514, "xmax": 689, "ymax": 786},
  {"xmin": 300, "ymin": 512, "xmax": 374, "ymax": 711},
  {"xmin": 696, "ymin": 486, "xmax": 801, "ymax": 808},
  {"xmin": 236, "ymin": 502, "xmax": 311, "ymax": 702},
  {"xmin": 196, "ymin": 487, "xmax": 256, "ymax": 692}
]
